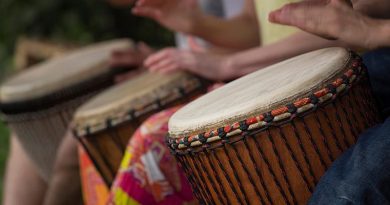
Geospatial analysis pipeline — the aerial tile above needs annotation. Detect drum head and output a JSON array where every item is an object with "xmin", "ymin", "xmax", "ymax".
[
  {"xmin": 0, "ymin": 39, "xmax": 134, "ymax": 104},
  {"xmin": 73, "ymin": 71, "xmax": 203, "ymax": 136},
  {"xmin": 169, "ymin": 48, "xmax": 352, "ymax": 138}
]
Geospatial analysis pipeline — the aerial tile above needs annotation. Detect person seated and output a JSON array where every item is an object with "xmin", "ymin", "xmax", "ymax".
[
  {"xmin": 106, "ymin": 0, "xmax": 359, "ymax": 204},
  {"xmin": 269, "ymin": 0, "xmax": 390, "ymax": 204}
]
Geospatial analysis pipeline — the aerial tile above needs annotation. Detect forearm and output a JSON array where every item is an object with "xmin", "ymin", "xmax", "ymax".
[
  {"xmin": 191, "ymin": 14, "xmax": 260, "ymax": 50},
  {"xmin": 228, "ymin": 32, "xmax": 344, "ymax": 77},
  {"xmin": 373, "ymin": 20, "xmax": 390, "ymax": 49}
]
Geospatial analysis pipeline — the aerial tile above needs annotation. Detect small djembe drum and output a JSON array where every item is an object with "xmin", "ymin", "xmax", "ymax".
[
  {"xmin": 167, "ymin": 48, "xmax": 381, "ymax": 205},
  {"xmin": 72, "ymin": 71, "xmax": 207, "ymax": 185},
  {"xmin": 0, "ymin": 39, "xmax": 134, "ymax": 181}
]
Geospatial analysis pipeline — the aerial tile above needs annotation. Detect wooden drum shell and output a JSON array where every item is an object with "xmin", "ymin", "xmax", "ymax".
[
  {"xmin": 76, "ymin": 89, "xmax": 206, "ymax": 186},
  {"xmin": 173, "ymin": 77, "xmax": 381, "ymax": 205}
]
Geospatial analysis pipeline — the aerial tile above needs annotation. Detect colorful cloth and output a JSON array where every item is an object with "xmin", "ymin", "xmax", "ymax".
[
  {"xmin": 108, "ymin": 106, "xmax": 198, "ymax": 205},
  {"xmin": 79, "ymin": 146, "xmax": 110, "ymax": 205}
]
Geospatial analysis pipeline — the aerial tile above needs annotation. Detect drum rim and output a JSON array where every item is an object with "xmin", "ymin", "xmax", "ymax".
[
  {"xmin": 0, "ymin": 70, "xmax": 116, "ymax": 115},
  {"xmin": 167, "ymin": 52, "xmax": 364, "ymax": 153},
  {"xmin": 72, "ymin": 74, "xmax": 208, "ymax": 137},
  {"xmin": 0, "ymin": 39, "xmax": 134, "ymax": 114}
]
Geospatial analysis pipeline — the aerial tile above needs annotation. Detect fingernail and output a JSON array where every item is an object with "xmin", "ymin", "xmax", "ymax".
[{"xmin": 269, "ymin": 10, "xmax": 281, "ymax": 22}]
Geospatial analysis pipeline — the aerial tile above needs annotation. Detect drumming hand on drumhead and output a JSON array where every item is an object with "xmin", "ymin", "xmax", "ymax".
[
  {"xmin": 132, "ymin": 0, "xmax": 202, "ymax": 34},
  {"xmin": 110, "ymin": 42, "xmax": 153, "ymax": 67},
  {"xmin": 110, "ymin": 42, "xmax": 154, "ymax": 83},
  {"xmin": 144, "ymin": 48, "xmax": 236, "ymax": 80},
  {"xmin": 269, "ymin": 0, "xmax": 390, "ymax": 49}
]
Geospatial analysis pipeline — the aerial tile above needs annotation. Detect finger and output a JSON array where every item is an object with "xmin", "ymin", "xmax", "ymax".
[
  {"xmin": 110, "ymin": 57, "xmax": 137, "ymax": 67},
  {"xmin": 136, "ymin": 0, "xmax": 145, "ymax": 6},
  {"xmin": 136, "ymin": 0, "xmax": 163, "ymax": 7},
  {"xmin": 110, "ymin": 51, "xmax": 142, "ymax": 68},
  {"xmin": 155, "ymin": 64, "xmax": 180, "ymax": 74},
  {"xmin": 269, "ymin": 1, "xmax": 324, "ymax": 29},
  {"xmin": 144, "ymin": 48, "xmax": 175, "ymax": 67},
  {"xmin": 148, "ymin": 58, "xmax": 175, "ymax": 72},
  {"xmin": 111, "ymin": 48, "xmax": 135, "ymax": 57},
  {"xmin": 132, "ymin": 7, "xmax": 161, "ymax": 19}
]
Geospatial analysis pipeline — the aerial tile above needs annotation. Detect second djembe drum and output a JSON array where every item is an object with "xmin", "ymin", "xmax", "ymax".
[
  {"xmin": 72, "ymin": 71, "xmax": 206, "ymax": 185},
  {"xmin": 167, "ymin": 48, "xmax": 381, "ymax": 205}
]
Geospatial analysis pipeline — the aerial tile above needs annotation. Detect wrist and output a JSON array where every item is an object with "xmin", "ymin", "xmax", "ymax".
[
  {"xmin": 377, "ymin": 20, "xmax": 390, "ymax": 48},
  {"xmin": 220, "ymin": 55, "xmax": 239, "ymax": 79},
  {"xmin": 367, "ymin": 19, "xmax": 390, "ymax": 50}
]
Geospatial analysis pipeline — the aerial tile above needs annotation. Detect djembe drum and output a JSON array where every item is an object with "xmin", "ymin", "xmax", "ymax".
[
  {"xmin": 72, "ymin": 71, "xmax": 206, "ymax": 185},
  {"xmin": 167, "ymin": 48, "xmax": 381, "ymax": 205},
  {"xmin": 0, "ymin": 39, "xmax": 134, "ymax": 181}
]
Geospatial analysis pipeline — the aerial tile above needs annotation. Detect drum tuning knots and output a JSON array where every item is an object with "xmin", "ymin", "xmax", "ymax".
[
  {"xmin": 326, "ymin": 84, "xmax": 337, "ymax": 94},
  {"xmin": 198, "ymin": 133, "xmax": 207, "ymax": 143},
  {"xmin": 341, "ymin": 75, "xmax": 350, "ymax": 85},
  {"xmin": 286, "ymin": 104, "xmax": 297, "ymax": 114},
  {"xmin": 183, "ymin": 137, "xmax": 191, "ymax": 146},
  {"xmin": 177, "ymin": 87, "xmax": 186, "ymax": 97},
  {"xmin": 263, "ymin": 113, "xmax": 274, "ymax": 123},
  {"xmin": 85, "ymin": 125, "xmax": 91, "ymax": 136},
  {"xmin": 239, "ymin": 121, "xmax": 249, "ymax": 131},
  {"xmin": 106, "ymin": 119, "xmax": 112, "ymax": 128},
  {"xmin": 155, "ymin": 99, "xmax": 163, "ymax": 109},
  {"xmin": 127, "ymin": 109, "xmax": 136, "ymax": 119},
  {"xmin": 309, "ymin": 94, "xmax": 319, "ymax": 104}
]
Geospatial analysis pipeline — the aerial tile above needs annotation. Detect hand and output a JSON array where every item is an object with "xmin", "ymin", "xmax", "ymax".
[
  {"xmin": 110, "ymin": 42, "xmax": 153, "ymax": 83},
  {"xmin": 110, "ymin": 42, "xmax": 153, "ymax": 67},
  {"xmin": 144, "ymin": 48, "xmax": 237, "ymax": 81},
  {"xmin": 132, "ymin": 0, "xmax": 202, "ymax": 34},
  {"xmin": 269, "ymin": 0, "xmax": 382, "ymax": 49}
]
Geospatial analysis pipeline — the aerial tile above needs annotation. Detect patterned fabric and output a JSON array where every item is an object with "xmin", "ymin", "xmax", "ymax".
[
  {"xmin": 79, "ymin": 146, "xmax": 110, "ymax": 205},
  {"xmin": 107, "ymin": 106, "xmax": 198, "ymax": 205}
]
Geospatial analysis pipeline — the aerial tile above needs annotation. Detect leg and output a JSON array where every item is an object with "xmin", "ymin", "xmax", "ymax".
[
  {"xmin": 2, "ymin": 135, "xmax": 47, "ymax": 205},
  {"xmin": 308, "ymin": 118, "xmax": 390, "ymax": 205},
  {"xmin": 363, "ymin": 47, "xmax": 390, "ymax": 117},
  {"xmin": 43, "ymin": 131, "xmax": 83, "ymax": 205},
  {"xmin": 309, "ymin": 48, "xmax": 390, "ymax": 205}
]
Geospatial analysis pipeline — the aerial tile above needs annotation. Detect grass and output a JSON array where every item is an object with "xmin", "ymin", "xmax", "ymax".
[{"xmin": 0, "ymin": 122, "xmax": 10, "ymax": 203}]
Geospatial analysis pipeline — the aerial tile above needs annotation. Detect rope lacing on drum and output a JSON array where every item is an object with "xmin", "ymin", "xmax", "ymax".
[{"xmin": 168, "ymin": 56, "xmax": 364, "ymax": 153}]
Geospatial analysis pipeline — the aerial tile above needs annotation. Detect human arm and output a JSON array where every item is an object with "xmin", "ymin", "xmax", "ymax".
[
  {"xmin": 132, "ymin": 0, "xmax": 260, "ymax": 49},
  {"xmin": 268, "ymin": 0, "xmax": 390, "ymax": 50},
  {"xmin": 144, "ymin": 32, "xmax": 343, "ymax": 80}
]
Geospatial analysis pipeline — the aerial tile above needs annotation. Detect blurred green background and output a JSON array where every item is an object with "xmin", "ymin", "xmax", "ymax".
[
  {"xmin": 0, "ymin": 123, "xmax": 9, "ymax": 203},
  {"xmin": 0, "ymin": 0, "xmax": 174, "ymax": 202}
]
